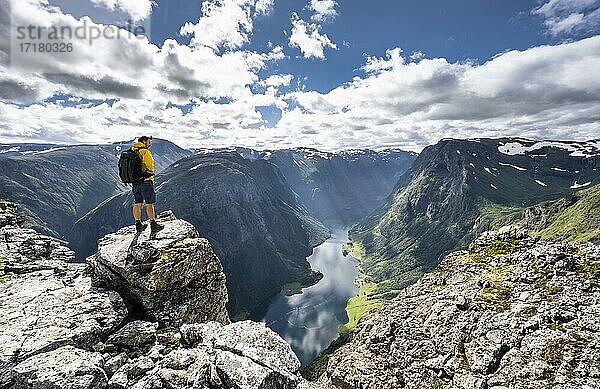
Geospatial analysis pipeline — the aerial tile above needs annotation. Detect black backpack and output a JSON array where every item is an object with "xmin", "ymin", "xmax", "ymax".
[{"xmin": 118, "ymin": 148, "xmax": 145, "ymax": 183}]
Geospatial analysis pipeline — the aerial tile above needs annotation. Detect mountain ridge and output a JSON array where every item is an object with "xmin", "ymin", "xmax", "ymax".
[
  {"xmin": 0, "ymin": 138, "xmax": 191, "ymax": 238},
  {"xmin": 345, "ymin": 137, "xmax": 600, "ymax": 327}
]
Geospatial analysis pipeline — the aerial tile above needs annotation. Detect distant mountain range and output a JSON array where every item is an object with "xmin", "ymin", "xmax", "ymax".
[
  {"xmin": 0, "ymin": 140, "xmax": 191, "ymax": 238},
  {"xmin": 349, "ymin": 137, "xmax": 600, "ymax": 307},
  {"xmin": 193, "ymin": 146, "xmax": 418, "ymax": 226}
]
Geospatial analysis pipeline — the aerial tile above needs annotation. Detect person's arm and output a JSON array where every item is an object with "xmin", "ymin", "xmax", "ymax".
[{"xmin": 139, "ymin": 149, "xmax": 155, "ymax": 177}]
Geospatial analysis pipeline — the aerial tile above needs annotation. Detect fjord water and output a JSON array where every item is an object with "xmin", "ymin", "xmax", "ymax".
[{"xmin": 261, "ymin": 229, "xmax": 360, "ymax": 366}]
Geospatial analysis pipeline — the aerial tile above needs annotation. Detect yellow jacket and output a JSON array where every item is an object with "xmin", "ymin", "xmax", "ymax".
[{"xmin": 132, "ymin": 141, "xmax": 155, "ymax": 181}]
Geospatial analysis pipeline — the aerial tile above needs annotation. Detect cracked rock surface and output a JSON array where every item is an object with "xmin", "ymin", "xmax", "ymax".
[
  {"xmin": 0, "ymin": 202, "xmax": 126, "ymax": 387},
  {"xmin": 106, "ymin": 320, "xmax": 302, "ymax": 389},
  {"xmin": 87, "ymin": 210, "xmax": 229, "ymax": 327},
  {"xmin": 323, "ymin": 227, "xmax": 600, "ymax": 389}
]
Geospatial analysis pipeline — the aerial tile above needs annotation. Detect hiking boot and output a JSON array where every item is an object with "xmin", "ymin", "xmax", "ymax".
[
  {"xmin": 136, "ymin": 221, "xmax": 147, "ymax": 233},
  {"xmin": 150, "ymin": 221, "xmax": 164, "ymax": 232}
]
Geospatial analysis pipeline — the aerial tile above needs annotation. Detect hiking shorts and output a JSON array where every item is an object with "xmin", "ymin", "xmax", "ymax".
[{"xmin": 132, "ymin": 181, "xmax": 156, "ymax": 205}]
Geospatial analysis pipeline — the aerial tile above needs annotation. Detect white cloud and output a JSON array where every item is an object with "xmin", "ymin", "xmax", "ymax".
[
  {"xmin": 289, "ymin": 13, "xmax": 336, "ymax": 59},
  {"xmin": 533, "ymin": 0, "xmax": 600, "ymax": 36},
  {"xmin": 309, "ymin": 0, "xmax": 338, "ymax": 22},
  {"xmin": 1, "ymin": 0, "xmax": 283, "ymax": 103},
  {"xmin": 0, "ymin": 0, "xmax": 285, "ymax": 145},
  {"xmin": 180, "ymin": 0, "xmax": 273, "ymax": 52},
  {"xmin": 274, "ymin": 36, "xmax": 600, "ymax": 151},
  {"xmin": 259, "ymin": 74, "xmax": 294, "ymax": 88},
  {"xmin": 90, "ymin": 0, "xmax": 154, "ymax": 21}
]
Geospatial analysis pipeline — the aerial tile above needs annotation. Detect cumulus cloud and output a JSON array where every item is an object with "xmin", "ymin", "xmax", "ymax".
[
  {"xmin": 533, "ymin": 0, "xmax": 600, "ymax": 36},
  {"xmin": 0, "ymin": 0, "xmax": 286, "ymax": 145},
  {"xmin": 309, "ymin": 0, "xmax": 338, "ymax": 22},
  {"xmin": 0, "ymin": 0, "xmax": 283, "ymax": 103},
  {"xmin": 289, "ymin": 13, "xmax": 336, "ymax": 59},
  {"xmin": 274, "ymin": 36, "xmax": 600, "ymax": 151},
  {"xmin": 180, "ymin": 0, "xmax": 273, "ymax": 52},
  {"xmin": 90, "ymin": 0, "xmax": 154, "ymax": 21},
  {"xmin": 259, "ymin": 74, "xmax": 294, "ymax": 88}
]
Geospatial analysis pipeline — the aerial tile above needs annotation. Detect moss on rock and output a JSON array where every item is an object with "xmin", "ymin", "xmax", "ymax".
[
  {"xmin": 477, "ymin": 284, "xmax": 511, "ymax": 312},
  {"xmin": 544, "ymin": 338, "xmax": 566, "ymax": 365},
  {"xmin": 468, "ymin": 239, "xmax": 520, "ymax": 264}
]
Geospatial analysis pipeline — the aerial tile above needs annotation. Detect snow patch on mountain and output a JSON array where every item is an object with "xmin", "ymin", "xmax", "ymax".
[
  {"xmin": 571, "ymin": 181, "xmax": 592, "ymax": 189},
  {"xmin": 498, "ymin": 140, "xmax": 600, "ymax": 158},
  {"xmin": 499, "ymin": 162, "xmax": 527, "ymax": 171}
]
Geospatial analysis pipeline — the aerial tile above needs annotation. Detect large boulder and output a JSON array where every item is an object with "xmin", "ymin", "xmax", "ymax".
[
  {"xmin": 12, "ymin": 346, "xmax": 107, "ymax": 389},
  {"xmin": 87, "ymin": 211, "xmax": 230, "ymax": 326}
]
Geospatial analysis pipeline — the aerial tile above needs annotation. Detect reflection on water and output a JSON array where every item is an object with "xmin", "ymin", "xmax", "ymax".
[{"xmin": 261, "ymin": 228, "xmax": 359, "ymax": 366}]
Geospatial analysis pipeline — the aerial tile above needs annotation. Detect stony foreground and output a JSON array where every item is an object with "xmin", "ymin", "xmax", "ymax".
[
  {"xmin": 321, "ymin": 227, "xmax": 600, "ymax": 389},
  {"xmin": 0, "ymin": 200, "xmax": 311, "ymax": 388}
]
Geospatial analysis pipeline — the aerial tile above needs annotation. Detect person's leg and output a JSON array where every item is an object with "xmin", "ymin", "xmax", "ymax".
[
  {"xmin": 132, "ymin": 183, "xmax": 147, "ymax": 233},
  {"xmin": 146, "ymin": 203, "xmax": 156, "ymax": 221},
  {"xmin": 133, "ymin": 203, "xmax": 142, "ymax": 221},
  {"xmin": 142, "ymin": 181, "xmax": 163, "ymax": 232}
]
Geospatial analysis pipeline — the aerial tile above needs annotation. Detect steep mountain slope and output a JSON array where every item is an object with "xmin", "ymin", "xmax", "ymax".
[
  {"xmin": 195, "ymin": 147, "xmax": 417, "ymax": 226},
  {"xmin": 0, "ymin": 139, "xmax": 190, "ymax": 238},
  {"xmin": 322, "ymin": 226, "xmax": 600, "ymax": 388},
  {"xmin": 318, "ymin": 186, "xmax": 600, "ymax": 388},
  {"xmin": 349, "ymin": 138, "xmax": 600, "ymax": 304},
  {"xmin": 70, "ymin": 152, "xmax": 329, "ymax": 319},
  {"xmin": 263, "ymin": 148, "xmax": 417, "ymax": 226},
  {"xmin": 523, "ymin": 184, "xmax": 600, "ymax": 242}
]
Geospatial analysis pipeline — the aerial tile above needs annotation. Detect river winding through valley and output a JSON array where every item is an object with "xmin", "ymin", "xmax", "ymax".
[{"xmin": 261, "ymin": 228, "xmax": 359, "ymax": 366}]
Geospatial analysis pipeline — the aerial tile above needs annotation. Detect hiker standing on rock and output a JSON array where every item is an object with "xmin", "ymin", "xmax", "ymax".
[{"xmin": 118, "ymin": 136, "xmax": 164, "ymax": 233}]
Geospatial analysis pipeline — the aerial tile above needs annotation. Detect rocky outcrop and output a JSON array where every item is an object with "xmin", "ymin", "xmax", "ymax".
[
  {"xmin": 0, "ymin": 201, "xmax": 127, "ymax": 387},
  {"xmin": 87, "ymin": 210, "xmax": 229, "ymax": 326},
  {"xmin": 102, "ymin": 320, "xmax": 303, "ymax": 388},
  {"xmin": 323, "ymin": 226, "xmax": 600, "ymax": 388},
  {"xmin": 1, "ymin": 201, "xmax": 312, "ymax": 388}
]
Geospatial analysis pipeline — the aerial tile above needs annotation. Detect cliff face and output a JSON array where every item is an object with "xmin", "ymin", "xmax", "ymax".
[
  {"xmin": 321, "ymin": 226, "xmax": 600, "ymax": 388},
  {"xmin": 87, "ymin": 211, "xmax": 230, "ymax": 327},
  {"xmin": 0, "ymin": 201, "xmax": 313, "ymax": 389}
]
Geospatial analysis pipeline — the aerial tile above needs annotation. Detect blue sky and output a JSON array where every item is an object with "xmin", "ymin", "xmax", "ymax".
[
  {"xmin": 0, "ymin": 0, "xmax": 599, "ymax": 150},
  {"xmin": 145, "ymin": 0, "xmax": 578, "ymax": 93}
]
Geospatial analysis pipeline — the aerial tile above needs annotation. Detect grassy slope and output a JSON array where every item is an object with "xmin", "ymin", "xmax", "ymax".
[
  {"xmin": 338, "ymin": 241, "xmax": 385, "ymax": 333},
  {"xmin": 529, "ymin": 184, "xmax": 600, "ymax": 242}
]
